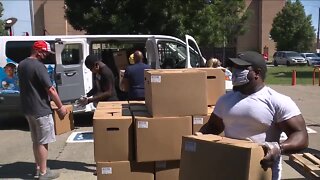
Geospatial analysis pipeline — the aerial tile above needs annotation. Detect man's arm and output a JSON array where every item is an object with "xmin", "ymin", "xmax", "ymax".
[
  {"xmin": 88, "ymin": 88, "xmax": 112, "ymax": 103},
  {"xmin": 199, "ymin": 113, "xmax": 224, "ymax": 135},
  {"xmin": 279, "ymin": 114, "xmax": 309, "ymax": 153},
  {"xmin": 120, "ymin": 77, "xmax": 129, "ymax": 92},
  {"xmin": 47, "ymin": 86, "xmax": 67, "ymax": 119}
]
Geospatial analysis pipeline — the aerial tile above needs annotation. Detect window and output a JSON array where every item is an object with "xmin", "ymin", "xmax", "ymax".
[
  {"xmin": 61, "ymin": 44, "xmax": 82, "ymax": 65},
  {"xmin": 157, "ymin": 41, "xmax": 203, "ymax": 69},
  {"xmin": 6, "ymin": 41, "xmax": 55, "ymax": 64}
]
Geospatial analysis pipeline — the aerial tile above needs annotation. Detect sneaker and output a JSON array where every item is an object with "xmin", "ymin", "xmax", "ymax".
[
  {"xmin": 34, "ymin": 168, "xmax": 40, "ymax": 179},
  {"xmin": 34, "ymin": 167, "xmax": 50, "ymax": 179},
  {"xmin": 39, "ymin": 169, "xmax": 60, "ymax": 180}
]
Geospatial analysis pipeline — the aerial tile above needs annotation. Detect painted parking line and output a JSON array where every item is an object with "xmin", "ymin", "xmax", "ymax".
[
  {"xmin": 280, "ymin": 127, "xmax": 316, "ymax": 141},
  {"xmin": 66, "ymin": 131, "xmax": 93, "ymax": 143}
]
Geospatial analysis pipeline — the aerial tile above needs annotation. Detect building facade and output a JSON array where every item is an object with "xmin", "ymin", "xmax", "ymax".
[
  {"xmin": 237, "ymin": 0, "xmax": 285, "ymax": 59},
  {"xmin": 32, "ymin": 0, "xmax": 285, "ymax": 58}
]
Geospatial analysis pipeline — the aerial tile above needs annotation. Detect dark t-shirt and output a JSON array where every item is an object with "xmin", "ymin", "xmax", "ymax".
[
  {"xmin": 87, "ymin": 65, "xmax": 118, "ymax": 101},
  {"xmin": 124, "ymin": 62, "xmax": 151, "ymax": 100},
  {"xmin": 18, "ymin": 58, "xmax": 53, "ymax": 118}
]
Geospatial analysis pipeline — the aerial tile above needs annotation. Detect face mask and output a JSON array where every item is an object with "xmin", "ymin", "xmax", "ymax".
[{"xmin": 232, "ymin": 68, "xmax": 250, "ymax": 86}]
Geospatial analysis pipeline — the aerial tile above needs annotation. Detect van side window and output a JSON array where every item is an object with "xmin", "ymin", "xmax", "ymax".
[
  {"xmin": 6, "ymin": 41, "xmax": 55, "ymax": 64},
  {"xmin": 157, "ymin": 42, "xmax": 187, "ymax": 69},
  {"xmin": 61, "ymin": 44, "xmax": 82, "ymax": 65},
  {"xmin": 157, "ymin": 41, "xmax": 203, "ymax": 68}
]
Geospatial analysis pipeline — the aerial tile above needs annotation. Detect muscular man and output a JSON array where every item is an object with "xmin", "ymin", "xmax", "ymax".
[{"xmin": 200, "ymin": 51, "xmax": 308, "ymax": 180}]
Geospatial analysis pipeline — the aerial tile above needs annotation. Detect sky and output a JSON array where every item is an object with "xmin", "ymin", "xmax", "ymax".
[
  {"xmin": 1, "ymin": 0, "xmax": 32, "ymax": 36},
  {"xmin": 1, "ymin": 0, "xmax": 320, "ymax": 36}
]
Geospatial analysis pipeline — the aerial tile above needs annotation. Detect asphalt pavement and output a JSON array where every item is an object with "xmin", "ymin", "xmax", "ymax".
[{"xmin": 0, "ymin": 85, "xmax": 320, "ymax": 180}]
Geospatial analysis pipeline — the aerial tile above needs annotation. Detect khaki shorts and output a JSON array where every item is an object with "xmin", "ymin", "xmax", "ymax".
[{"xmin": 26, "ymin": 114, "xmax": 56, "ymax": 145}]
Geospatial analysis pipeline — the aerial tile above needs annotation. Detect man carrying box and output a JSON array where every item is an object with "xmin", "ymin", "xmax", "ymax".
[{"xmin": 200, "ymin": 51, "xmax": 308, "ymax": 180}]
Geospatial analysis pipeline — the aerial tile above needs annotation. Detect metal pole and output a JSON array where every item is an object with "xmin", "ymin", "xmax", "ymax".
[
  {"xmin": 29, "ymin": 0, "xmax": 35, "ymax": 35},
  {"xmin": 317, "ymin": 7, "xmax": 320, "ymax": 50}
]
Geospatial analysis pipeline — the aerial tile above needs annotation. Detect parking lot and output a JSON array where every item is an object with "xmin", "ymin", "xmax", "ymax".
[{"xmin": 1, "ymin": 85, "xmax": 320, "ymax": 179}]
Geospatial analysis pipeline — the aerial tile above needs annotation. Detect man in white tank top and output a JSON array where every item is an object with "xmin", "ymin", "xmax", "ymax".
[{"xmin": 200, "ymin": 51, "xmax": 308, "ymax": 180}]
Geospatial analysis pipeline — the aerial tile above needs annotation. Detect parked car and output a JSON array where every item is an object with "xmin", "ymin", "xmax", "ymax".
[
  {"xmin": 273, "ymin": 51, "xmax": 307, "ymax": 66},
  {"xmin": 300, "ymin": 53, "xmax": 320, "ymax": 66}
]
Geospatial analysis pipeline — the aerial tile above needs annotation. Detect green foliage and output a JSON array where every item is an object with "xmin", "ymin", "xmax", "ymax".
[
  {"xmin": 270, "ymin": 0, "xmax": 315, "ymax": 52},
  {"xmin": 65, "ymin": 0, "xmax": 248, "ymax": 47},
  {"xmin": 0, "ymin": 2, "xmax": 7, "ymax": 36}
]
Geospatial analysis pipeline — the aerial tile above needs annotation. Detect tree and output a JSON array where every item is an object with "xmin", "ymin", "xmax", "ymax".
[
  {"xmin": 0, "ymin": 2, "xmax": 7, "ymax": 36},
  {"xmin": 64, "ymin": 0, "xmax": 248, "ymax": 47},
  {"xmin": 270, "ymin": 0, "xmax": 315, "ymax": 52}
]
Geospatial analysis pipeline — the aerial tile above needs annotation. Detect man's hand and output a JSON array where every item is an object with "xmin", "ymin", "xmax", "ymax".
[
  {"xmin": 78, "ymin": 96, "xmax": 88, "ymax": 107},
  {"xmin": 57, "ymin": 106, "xmax": 68, "ymax": 119},
  {"xmin": 260, "ymin": 142, "xmax": 281, "ymax": 170}
]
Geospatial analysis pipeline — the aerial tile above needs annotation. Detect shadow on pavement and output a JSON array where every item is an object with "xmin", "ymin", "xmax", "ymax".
[
  {"xmin": 0, "ymin": 111, "xmax": 94, "ymax": 131},
  {"xmin": 0, "ymin": 160, "xmax": 95, "ymax": 179},
  {"xmin": 0, "ymin": 114, "xmax": 29, "ymax": 131}
]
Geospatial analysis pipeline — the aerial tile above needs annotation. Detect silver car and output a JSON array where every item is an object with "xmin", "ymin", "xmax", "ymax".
[
  {"xmin": 300, "ymin": 53, "xmax": 320, "ymax": 66},
  {"xmin": 273, "ymin": 51, "xmax": 307, "ymax": 66}
]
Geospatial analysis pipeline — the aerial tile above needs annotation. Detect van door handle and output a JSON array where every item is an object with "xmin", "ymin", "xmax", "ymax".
[{"xmin": 65, "ymin": 72, "xmax": 76, "ymax": 77}]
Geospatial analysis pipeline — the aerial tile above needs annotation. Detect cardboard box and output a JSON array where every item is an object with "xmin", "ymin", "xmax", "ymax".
[
  {"xmin": 94, "ymin": 108, "xmax": 132, "ymax": 119},
  {"xmin": 113, "ymin": 50, "xmax": 129, "ymax": 71},
  {"xmin": 144, "ymin": 69, "xmax": 207, "ymax": 117},
  {"xmin": 51, "ymin": 102, "xmax": 74, "ymax": 135},
  {"xmin": 196, "ymin": 68, "xmax": 226, "ymax": 106},
  {"xmin": 97, "ymin": 161, "xmax": 154, "ymax": 180},
  {"xmin": 192, "ymin": 115, "xmax": 210, "ymax": 134},
  {"xmin": 179, "ymin": 135, "xmax": 272, "ymax": 180},
  {"xmin": 135, "ymin": 116, "xmax": 192, "ymax": 162},
  {"xmin": 96, "ymin": 101, "xmax": 129, "ymax": 110},
  {"xmin": 155, "ymin": 160, "xmax": 180, "ymax": 180},
  {"xmin": 93, "ymin": 116, "xmax": 133, "ymax": 162}
]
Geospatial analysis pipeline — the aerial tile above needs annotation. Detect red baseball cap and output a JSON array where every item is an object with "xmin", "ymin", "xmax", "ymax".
[{"xmin": 33, "ymin": 40, "xmax": 55, "ymax": 54}]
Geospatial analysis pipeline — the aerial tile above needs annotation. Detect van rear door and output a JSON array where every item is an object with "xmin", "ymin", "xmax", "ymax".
[
  {"xmin": 185, "ymin": 35, "xmax": 205, "ymax": 68},
  {"xmin": 54, "ymin": 38, "xmax": 88, "ymax": 106},
  {"xmin": 146, "ymin": 37, "xmax": 160, "ymax": 69}
]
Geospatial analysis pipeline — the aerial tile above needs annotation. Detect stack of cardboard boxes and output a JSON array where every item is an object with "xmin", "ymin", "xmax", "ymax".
[{"xmin": 93, "ymin": 68, "xmax": 226, "ymax": 180}]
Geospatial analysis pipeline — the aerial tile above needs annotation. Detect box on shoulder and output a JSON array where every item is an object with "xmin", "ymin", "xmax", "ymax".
[
  {"xmin": 97, "ymin": 161, "xmax": 154, "ymax": 180},
  {"xmin": 93, "ymin": 116, "xmax": 133, "ymax": 162},
  {"xmin": 179, "ymin": 134, "xmax": 272, "ymax": 180},
  {"xmin": 144, "ymin": 69, "xmax": 207, "ymax": 117},
  {"xmin": 135, "ymin": 116, "xmax": 192, "ymax": 162},
  {"xmin": 196, "ymin": 68, "xmax": 226, "ymax": 106},
  {"xmin": 155, "ymin": 160, "xmax": 180, "ymax": 180},
  {"xmin": 50, "ymin": 102, "xmax": 74, "ymax": 135}
]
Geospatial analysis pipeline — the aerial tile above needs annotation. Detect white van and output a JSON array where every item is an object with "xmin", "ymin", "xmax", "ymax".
[{"xmin": 0, "ymin": 34, "xmax": 206, "ymax": 114}]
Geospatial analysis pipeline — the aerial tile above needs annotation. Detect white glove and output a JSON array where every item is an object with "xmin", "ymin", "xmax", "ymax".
[
  {"xmin": 260, "ymin": 142, "xmax": 281, "ymax": 170},
  {"xmin": 77, "ymin": 96, "xmax": 88, "ymax": 107}
]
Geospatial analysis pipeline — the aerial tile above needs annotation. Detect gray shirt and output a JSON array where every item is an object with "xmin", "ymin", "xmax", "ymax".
[{"xmin": 18, "ymin": 58, "xmax": 53, "ymax": 118}]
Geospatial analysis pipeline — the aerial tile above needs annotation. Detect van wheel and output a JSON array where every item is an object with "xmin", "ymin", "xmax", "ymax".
[
  {"xmin": 286, "ymin": 61, "xmax": 291, "ymax": 66},
  {"xmin": 273, "ymin": 60, "xmax": 278, "ymax": 66}
]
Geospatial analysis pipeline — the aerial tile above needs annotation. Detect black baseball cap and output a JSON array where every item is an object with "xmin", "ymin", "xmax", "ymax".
[
  {"xmin": 85, "ymin": 55, "xmax": 101, "ymax": 69},
  {"xmin": 228, "ymin": 51, "xmax": 267, "ymax": 73}
]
